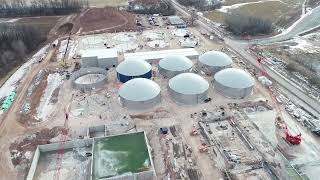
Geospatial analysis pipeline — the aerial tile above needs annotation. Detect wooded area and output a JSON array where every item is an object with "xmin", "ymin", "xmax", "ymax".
[
  {"xmin": 129, "ymin": 1, "xmax": 176, "ymax": 15},
  {"xmin": 0, "ymin": 24, "xmax": 46, "ymax": 78},
  {"xmin": 225, "ymin": 13, "xmax": 273, "ymax": 35},
  {"xmin": 177, "ymin": 0, "xmax": 221, "ymax": 11},
  {"xmin": 0, "ymin": 0, "xmax": 87, "ymax": 17}
]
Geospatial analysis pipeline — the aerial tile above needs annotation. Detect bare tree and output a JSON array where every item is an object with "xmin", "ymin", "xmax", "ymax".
[{"xmin": 189, "ymin": 8, "xmax": 198, "ymax": 26}]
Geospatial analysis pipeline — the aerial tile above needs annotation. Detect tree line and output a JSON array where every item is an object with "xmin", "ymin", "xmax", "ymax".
[
  {"xmin": 0, "ymin": 24, "xmax": 46, "ymax": 79},
  {"xmin": 225, "ymin": 13, "xmax": 273, "ymax": 35},
  {"xmin": 128, "ymin": 1, "xmax": 176, "ymax": 15},
  {"xmin": 0, "ymin": 0, "xmax": 87, "ymax": 18},
  {"xmin": 286, "ymin": 53, "xmax": 320, "ymax": 88},
  {"xmin": 177, "ymin": 0, "xmax": 221, "ymax": 11}
]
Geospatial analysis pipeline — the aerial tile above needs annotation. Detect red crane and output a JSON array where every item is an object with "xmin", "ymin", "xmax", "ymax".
[
  {"xmin": 53, "ymin": 109, "xmax": 70, "ymax": 180},
  {"xmin": 256, "ymin": 56, "xmax": 301, "ymax": 145}
]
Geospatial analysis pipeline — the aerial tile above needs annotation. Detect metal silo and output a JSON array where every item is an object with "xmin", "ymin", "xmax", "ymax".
[
  {"xmin": 168, "ymin": 73, "xmax": 209, "ymax": 105},
  {"xmin": 116, "ymin": 60, "xmax": 152, "ymax": 83},
  {"xmin": 213, "ymin": 68, "xmax": 254, "ymax": 99},
  {"xmin": 119, "ymin": 78, "xmax": 161, "ymax": 109},
  {"xmin": 158, "ymin": 55, "xmax": 193, "ymax": 78},
  {"xmin": 199, "ymin": 51, "xmax": 232, "ymax": 74}
]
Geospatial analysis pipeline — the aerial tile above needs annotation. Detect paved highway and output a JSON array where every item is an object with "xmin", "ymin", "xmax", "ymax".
[{"xmin": 170, "ymin": 0, "xmax": 320, "ymax": 116}]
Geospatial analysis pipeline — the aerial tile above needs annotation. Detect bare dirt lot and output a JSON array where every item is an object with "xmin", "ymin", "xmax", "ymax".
[
  {"xmin": 77, "ymin": 7, "xmax": 137, "ymax": 34},
  {"xmin": 87, "ymin": 0, "xmax": 128, "ymax": 7}
]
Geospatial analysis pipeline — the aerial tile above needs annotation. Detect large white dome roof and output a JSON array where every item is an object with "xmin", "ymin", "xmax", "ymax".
[
  {"xmin": 119, "ymin": 78, "xmax": 160, "ymax": 101},
  {"xmin": 169, "ymin": 73, "xmax": 209, "ymax": 95}
]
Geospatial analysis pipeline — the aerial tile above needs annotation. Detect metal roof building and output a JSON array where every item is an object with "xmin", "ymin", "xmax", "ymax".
[
  {"xmin": 199, "ymin": 51, "xmax": 233, "ymax": 74},
  {"xmin": 168, "ymin": 16, "xmax": 186, "ymax": 28},
  {"xmin": 116, "ymin": 59, "xmax": 152, "ymax": 83},
  {"xmin": 158, "ymin": 55, "xmax": 193, "ymax": 78},
  {"xmin": 81, "ymin": 48, "xmax": 118, "ymax": 69},
  {"xmin": 213, "ymin": 68, "xmax": 254, "ymax": 99},
  {"xmin": 168, "ymin": 73, "xmax": 209, "ymax": 105},
  {"xmin": 119, "ymin": 78, "xmax": 161, "ymax": 109},
  {"xmin": 124, "ymin": 48, "xmax": 199, "ymax": 63}
]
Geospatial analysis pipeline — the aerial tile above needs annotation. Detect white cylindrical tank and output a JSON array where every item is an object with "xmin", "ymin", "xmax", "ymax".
[
  {"xmin": 199, "ymin": 51, "xmax": 232, "ymax": 74},
  {"xmin": 213, "ymin": 68, "xmax": 254, "ymax": 99},
  {"xmin": 168, "ymin": 73, "xmax": 209, "ymax": 105},
  {"xmin": 119, "ymin": 78, "xmax": 161, "ymax": 109},
  {"xmin": 158, "ymin": 55, "xmax": 193, "ymax": 78}
]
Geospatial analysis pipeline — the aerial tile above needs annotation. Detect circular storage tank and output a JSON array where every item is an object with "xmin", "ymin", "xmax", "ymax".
[
  {"xmin": 71, "ymin": 67, "xmax": 107, "ymax": 91},
  {"xmin": 213, "ymin": 68, "xmax": 254, "ymax": 99},
  {"xmin": 116, "ymin": 60, "xmax": 152, "ymax": 83},
  {"xmin": 119, "ymin": 78, "xmax": 161, "ymax": 109},
  {"xmin": 168, "ymin": 73, "xmax": 209, "ymax": 105},
  {"xmin": 159, "ymin": 55, "xmax": 193, "ymax": 78},
  {"xmin": 199, "ymin": 51, "xmax": 233, "ymax": 74}
]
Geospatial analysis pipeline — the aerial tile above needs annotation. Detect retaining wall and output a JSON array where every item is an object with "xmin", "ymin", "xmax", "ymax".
[{"xmin": 71, "ymin": 67, "xmax": 107, "ymax": 91}]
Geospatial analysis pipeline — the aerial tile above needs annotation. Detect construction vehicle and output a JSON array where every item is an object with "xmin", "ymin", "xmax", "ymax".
[
  {"xmin": 256, "ymin": 56, "xmax": 302, "ymax": 145},
  {"xmin": 285, "ymin": 126, "xmax": 302, "ymax": 145},
  {"xmin": 199, "ymin": 145, "xmax": 208, "ymax": 153},
  {"xmin": 190, "ymin": 128, "xmax": 199, "ymax": 136}
]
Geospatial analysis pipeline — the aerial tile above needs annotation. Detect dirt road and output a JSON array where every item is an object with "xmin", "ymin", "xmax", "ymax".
[{"xmin": 0, "ymin": 46, "xmax": 56, "ymax": 179}]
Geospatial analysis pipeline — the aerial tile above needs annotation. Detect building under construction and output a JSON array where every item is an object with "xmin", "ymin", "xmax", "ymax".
[{"xmin": 26, "ymin": 132, "xmax": 155, "ymax": 180}]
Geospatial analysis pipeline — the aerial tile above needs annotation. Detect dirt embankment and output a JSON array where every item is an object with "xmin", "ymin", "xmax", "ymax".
[
  {"xmin": 73, "ymin": 7, "xmax": 137, "ymax": 34},
  {"xmin": 9, "ymin": 127, "xmax": 64, "ymax": 178}
]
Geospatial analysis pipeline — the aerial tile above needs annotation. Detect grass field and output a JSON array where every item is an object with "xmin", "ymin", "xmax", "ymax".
[
  {"xmin": 223, "ymin": 0, "xmax": 259, "ymax": 6},
  {"xmin": 205, "ymin": 0, "xmax": 304, "ymax": 27},
  {"xmin": 15, "ymin": 16, "xmax": 60, "ymax": 34},
  {"xmin": 87, "ymin": 0, "xmax": 128, "ymax": 7}
]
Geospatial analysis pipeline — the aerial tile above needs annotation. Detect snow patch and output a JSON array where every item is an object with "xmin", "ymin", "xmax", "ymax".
[
  {"xmin": 290, "ymin": 37, "xmax": 320, "ymax": 53},
  {"xmin": 217, "ymin": 0, "xmax": 285, "ymax": 13},
  {"xmin": 0, "ymin": 44, "xmax": 49, "ymax": 101},
  {"xmin": 36, "ymin": 73, "xmax": 63, "ymax": 120},
  {"xmin": 57, "ymin": 39, "xmax": 77, "ymax": 60}
]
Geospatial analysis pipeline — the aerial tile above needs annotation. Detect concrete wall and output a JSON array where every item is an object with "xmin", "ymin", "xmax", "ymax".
[
  {"xmin": 88, "ymin": 125, "xmax": 107, "ymax": 137},
  {"xmin": 71, "ymin": 67, "xmax": 108, "ymax": 91},
  {"xmin": 38, "ymin": 138, "xmax": 93, "ymax": 152},
  {"xmin": 102, "ymin": 170, "xmax": 154, "ymax": 180},
  {"xmin": 27, "ymin": 131, "xmax": 155, "ymax": 180},
  {"xmin": 26, "ymin": 147, "xmax": 40, "ymax": 180},
  {"xmin": 26, "ymin": 139, "xmax": 93, "ymax": 180},
  {"xmin": 82, "ymin": 56, "xmax": 99, "ymax": 68},
  {"xmin": 98, "ymin": 57, "xmax": 118, "ymax": 69}
]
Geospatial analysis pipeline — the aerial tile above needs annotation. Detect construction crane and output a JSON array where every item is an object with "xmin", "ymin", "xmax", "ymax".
[
  {"xmin": 256, "ymin": 56, "xmax": 301, "ymax": 145},
  {"xmin": 60, "ymin": 33, "xmax": 72, "ymax": 68},
  {"xmin": 53, "ymin": 107, "xmax": 70, "ymax": 180}
]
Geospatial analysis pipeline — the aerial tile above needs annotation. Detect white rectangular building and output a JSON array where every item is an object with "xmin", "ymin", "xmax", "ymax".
[
  {"xmin": 124, "ymin": 48, "xmax": 199, "ymax": 63},
  {"xmin": 81, "ymin": 48, "xmax": 118, "ymax": 69}
]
